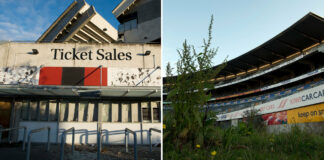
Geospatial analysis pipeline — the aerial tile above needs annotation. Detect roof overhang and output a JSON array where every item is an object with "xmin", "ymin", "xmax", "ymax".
[
  {"xmin": 112, "ymin": 0, "xmax": 137, "ymax": 18},
  {"xmin": 0, "ymin": 85, "xmax": 160, "ymax": 99},
  {"xmin": 164, "ymin": 12, "xmax": 324, "ymax": 83},
  {"xmin": 37, "ymin": 0, "xmax": 117, "ymax": 43}
]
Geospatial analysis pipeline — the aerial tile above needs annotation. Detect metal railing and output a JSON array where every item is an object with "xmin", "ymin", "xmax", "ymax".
[
  {"xmin": 26, "ymin": 127, "xmax": 51, "ymax": 160},
  {"xmin": 125, "ymin": 128, "xmax": 138, "ymax": 160},
  {"xmin": 97, "ymin": 128, "xmax": 109, "ymax": 160},
  {"xmin": 97, "ymin": 128, "xmax": 102, "ymax": 160},
  {"xmin": 148, "ymin": 128, "xmax": 161, "ymax": 152},
  {"xmin": 0, "ymin": 126, "xmax": 27, "ymax": 151},
  {"xmin": 60, "ymin": 127, "xmax": 75, "ymax": 160}
]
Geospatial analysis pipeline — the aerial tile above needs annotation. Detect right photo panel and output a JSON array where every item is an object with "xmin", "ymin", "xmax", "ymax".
[{"xmin": 163, "ymin": 1, "xmax": 324, "ymax": 159}]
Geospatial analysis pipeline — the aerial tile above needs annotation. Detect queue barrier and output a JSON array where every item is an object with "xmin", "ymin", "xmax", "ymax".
[
  {"xmin": 148, "ymin": 128, "xmax": 161, "ymax": 152},
  {"xmin": 60, "ymin": 127, "xmax": 75, "ymax": 160},
  {"xmin": 26, "ymin": 127, "xmax": 51, "ymax": 160},
  {"xmin": 0, "ymin": 126, "xmax": 27, "ymax": 151}
]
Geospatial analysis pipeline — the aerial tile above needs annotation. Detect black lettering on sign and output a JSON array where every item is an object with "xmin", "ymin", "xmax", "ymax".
[{"xmin": 51, "ymin": 48, "xmax": 133, "ymax": 61}]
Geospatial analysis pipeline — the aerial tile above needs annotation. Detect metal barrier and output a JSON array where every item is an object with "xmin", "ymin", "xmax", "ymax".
[
  {"xmin": 60, "ymin": 127, "xmax": 75, "ymax": 160},
  {"xmin": 125, "ymin": 128, "xmax": 138, "ymax": 160},
  {"xmin": 0, "ymin": 126, "xmax": 27, "ymax": 151},
  {"xmin": 97, "ymin": 128, "xmax": 109, "ymax": 160},
  {"xmin": 148, "ymin": 128, "xmax": 161, "ymax": 152},
  {"xmin": 97, "ymin": 128, "xmax": 102, "ymax": 160},
  {"xmin": 26, "ymin": 127, "xmax": 51, "ymax": 160}
]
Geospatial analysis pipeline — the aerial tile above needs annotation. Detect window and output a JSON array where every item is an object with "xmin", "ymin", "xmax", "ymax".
[
  {"xmin": 118, "ymin": 19, "xmax": 137, "ymax": 33},
  {"xmin": 142, "ymin": 108, "xmax": 150, "ymax": 121},
  {"xmin": 153, "ymin": 108, "xmax": 160, "ymax": 121}
]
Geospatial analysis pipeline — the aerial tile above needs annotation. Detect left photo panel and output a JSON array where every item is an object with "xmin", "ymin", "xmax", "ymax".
[{"xmin": 0, "ymin": 0, "xmax": 161, "ymax": 159}]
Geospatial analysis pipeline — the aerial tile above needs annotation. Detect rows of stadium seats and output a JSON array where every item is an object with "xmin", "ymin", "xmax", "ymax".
[{"xmin": 209, "ymin": 76, "xmax": 324, "ymax": 114}]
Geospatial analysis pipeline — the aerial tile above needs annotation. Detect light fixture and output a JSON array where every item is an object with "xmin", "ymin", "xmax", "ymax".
[
  {"xmin": 145, "ymin": 50, "xmax": 151, "ymax": 55},
  {"xmin": 28, "ymin": 49, "xmax": 39, "ymax": 55}
]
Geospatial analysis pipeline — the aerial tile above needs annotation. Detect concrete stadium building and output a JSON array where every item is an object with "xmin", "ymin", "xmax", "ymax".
[
  {"xmin": 0, "ymin": 0, "xmax": 161, "ymax": 147},
  {"xmin": 164, "ymin": 12, "xmax": 324, "ymax": 132}
]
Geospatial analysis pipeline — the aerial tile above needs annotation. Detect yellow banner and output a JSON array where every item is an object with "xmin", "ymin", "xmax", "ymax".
[{"xmin": 287, "ymin": 103, "xmax": 324, "ymax": 124}]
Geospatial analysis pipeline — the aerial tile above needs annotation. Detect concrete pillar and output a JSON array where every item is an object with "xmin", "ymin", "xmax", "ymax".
[
  {"xmin": 131, "ymin": 103, "xmax": 139, "ymax": 122},
  {"xmin": 21, "ymin": 101, "xmax": 29, "ymax": 120},
  {"xmin": 111, "ymin": 103, "xmax": 119, "ymax": 122},
  {"xmin": 59, "ymin": 102, "xmax": 68, "ymax": 122},
  {"xmin": 68, "ymin": 103, "xmax": 75, "ymax": 122},
  {"xmin": 88, "ymin": 103, "xmax": 94, "ymax": 122},
  {"xmin": 101, "ymin": 103, "xmax": 110, "ymax": 122},
  {"xmin": 98, "ymin": 102, "xmax": 103, "ymax": 122},
  {"xmin": 49, "ymin": 101, "xmax": 57, "ymax": 121},
  {"xmin": 231, "ymin": 119, "xmax": 238, "ymax": 127},
  {"xmin": 122, "ymin": 103, "xmax": 131, "ymax": 122},
  {"xmin": 12, "ymin": 101, "xmax": 22, "ymax": 142},
  {"xmin": 78, "ymin": 102, "xmax": 87, "ymax": 122},
  {"xmin": 30, "ymin": 101, "xmax": 38, "ymax": 121},
  {"xmin": 40, "ymin": 101, "xmax": 47, "ymax": 121}
]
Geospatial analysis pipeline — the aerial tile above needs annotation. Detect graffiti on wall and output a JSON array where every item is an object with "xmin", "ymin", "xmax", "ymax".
[
  {"xmin": 108, "ymin": 68, "xmax": 161, "ymax": 86},
  {"xmin": 0, "ymin": 66, "xmax": 39, "ymax": 85}
]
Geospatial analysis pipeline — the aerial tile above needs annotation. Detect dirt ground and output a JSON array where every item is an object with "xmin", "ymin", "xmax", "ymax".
[
  {"xmin": 0, "ymin": 142, "xmax": 160, "ymax": 160},
  {"xmin": 64, "ymin": 144, "xmax": 161, "ymax": 160}
]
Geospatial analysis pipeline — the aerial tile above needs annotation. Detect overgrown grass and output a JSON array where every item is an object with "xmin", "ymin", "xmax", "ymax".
[{"xmin": 163, "ymin": 123, "xmax": 324, "ymax": 160}]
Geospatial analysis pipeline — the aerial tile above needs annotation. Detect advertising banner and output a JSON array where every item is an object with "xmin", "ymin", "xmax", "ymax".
[
  {"xmin": 217, "ymin": 83, "xmax": 324, "ymax": 121},
  {"xmin": 287, "ymin": 103, "xmax": 324, "ymax": 124},
  {"xmin": 262, "ymin": 111, "xmax": 287, "ymax": 125}
]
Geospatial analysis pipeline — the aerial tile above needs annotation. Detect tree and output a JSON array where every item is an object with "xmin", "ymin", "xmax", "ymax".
[{"xmin": 164, "ymin": 15, "xmax": 227, "ymax": 153}]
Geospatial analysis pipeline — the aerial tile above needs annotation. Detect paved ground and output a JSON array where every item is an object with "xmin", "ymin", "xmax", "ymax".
[{"xmin": 0, "ymin": 143, "xmax": 161, "ymax": 160}]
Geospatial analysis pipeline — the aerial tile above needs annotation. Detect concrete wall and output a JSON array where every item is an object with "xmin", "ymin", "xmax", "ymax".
[
  {"xmin": 266, "ymin": 121, "xmax": 324, "ymax": 134},
  {"xmin": 108, "ymin": 68, "xmax": 160, "ymax": 86},
  {"xmin": 123, "ymin": 17, "xmax": 161, "ymax": 43},
  {"xmin": 1, "ymin": 42, "xmax": 160, "ymax": 69}
]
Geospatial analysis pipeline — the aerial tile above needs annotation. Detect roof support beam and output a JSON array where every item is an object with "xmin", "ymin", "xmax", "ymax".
[
  {"xmin": 84, "ymin": 24, "xmax": 110, "ymax": 43},
  {"xmin": 252, "ymin": 54, "xmax": 272, "ymax": 64},
  {"xmin": 228, "ymin": 64, "xmax": 246, "ymax": 72},
  {"xmin": 121, "ymin": 90, "xmax": 129, "ymax": 97},
  {"xmin": 144, "ymin": 90, "xmax": 158, "ymax": 97},
  {"xmin": 276, "ymin": 39, "xmax": 301, "ymax": 52},
  {"xmin": 293, "ymin": 28, "xmax": 321, "ymax": 43},
  {"xmin": 236, "ymin": 59, "xmax": 257, "ymax": 68},
  {"xmin": 74, "ymin": 34, "xmax": 88, "ymax": 43},
  {"xmin": 229, "ymin": 64, "xmax": 248, "ymax": 72},
  {"xmin": 262, "ymin": 47, "xmax": 285, "ymax": 59},
  {"xmin": 78, "ymin": 29, "xmax": 102, "ymax": 43}
]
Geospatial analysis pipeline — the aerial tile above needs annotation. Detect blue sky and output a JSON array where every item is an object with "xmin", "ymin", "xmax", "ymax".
[
  {"xmin": 163, "ymin": 0, "xmax": 324, "ymax": 76},
  {"xmin": 0, "ymin": 0, "xmax": 121, "ymax": 41}
]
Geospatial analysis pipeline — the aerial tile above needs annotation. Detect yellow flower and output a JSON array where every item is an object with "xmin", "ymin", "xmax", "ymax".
[
  {"xmin": 163, "ymin": 124, "xmax": 166, "ymax": 129},
  {"xmin": 211, "ymin": 150, "xmax": 217, "ymax": 156},
  {"xmin": 196, "ymin": 144, "xmax": 200, "ymax": 148},
  {"xmin": 247, "ymin": 131, "xmax": 251, "ymax": 135}
]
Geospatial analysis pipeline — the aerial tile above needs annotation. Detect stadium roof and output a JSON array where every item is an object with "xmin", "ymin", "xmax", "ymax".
[
  {"xmin": 37, "ymin": 0, "xmax": 117, "ymax": 43},
  {"xmin": 215, "ymin": 12, "xmax": 324, "ymax": 77}
]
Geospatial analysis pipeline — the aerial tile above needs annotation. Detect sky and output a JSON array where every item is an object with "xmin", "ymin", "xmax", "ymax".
[
  {"xmin": 163, "ymin": 0, "xmax": 324, "ymax": 76},
  {"xmin": 0, "ymin": 0, "xmax": 121, "ymax": 41}
]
